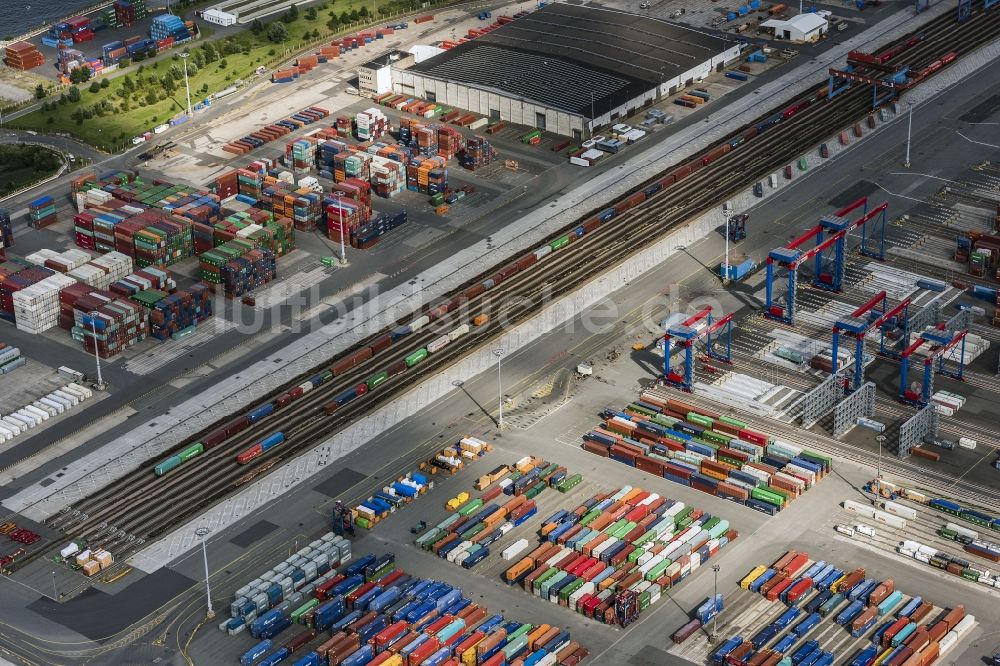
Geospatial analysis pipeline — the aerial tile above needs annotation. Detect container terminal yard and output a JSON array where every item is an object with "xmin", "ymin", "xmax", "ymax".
[{"xmin": 0, "ymin": 0, "xmax": 999, "ymax": 664}]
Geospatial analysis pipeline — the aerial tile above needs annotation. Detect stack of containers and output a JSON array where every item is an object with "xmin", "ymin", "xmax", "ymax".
[
  {"xmin": 214, "ymin": 171, "xmax": 239, "ymax": 199},
  {"xmin": 579, "ymin": 391, "xmax": 830, "ymax": 514},
  {"xmin": 0, "ymin": 208, "xmax": 12, "ymax": 259},
  {"xmin": 102, "ymin": 40, "xmax": 128, "ymax": 66},
  {"xmin": 70, "ymin": 291, "xmax": 147, "ymax": 358},
  {"xmin": 324, "ymin": 181, "xmax": 373, "ymax": 243},
  {"xmin": 114, "ymin": 0, "xmax": 147, "ymax": 27},
  {"xmin": 0, "ymin": 343, "xmax": 24, "ymax": 375},
  {"xmin": 351, "ymin": 211, "xmax": 408, "ymax": 249},
  {"xmin": 101, "ymin": 5, "xmax": 121, "ymax": 28},
  {"xmin": 355, "ymin": 108, "xmax": 389, "ymax": 141},
  {"xmin": 198, "ymin": 238, "xmax": 256, "ymax": 286},
  {"xmin": 415, "ymin": 126, "xmax": 439, "ymax": 156},
  {"xmin": 13, "ymin": 273, "xmax": 77, "ymax": 333},
  {"xmin": 238, "ymin": 167, "xmax": 266, "ymax": 201},
  {"xmin": 219, "ymin": 248, "xmax": 276, "ymax": 298},
  {"xmin": 317, "ymin": 138, "xmax": 351, "ymax": 178},
  {"xmin": 369, "ymin": 155, "xmax": 405, "ymax": 198},
  {"xmin": 0, "ymin": 261, "xmax": 49, "ymax": 324},
  {"xmin": 67, "ymin": 16, "xmax": 94, "ymax": 43},
  {"xmin": 24, "ymin": 248, "xmax": 89, "ymax": 273},
  {"xmin": 291, "ymin": 190, "xmax": 323, "ymax": 233},
  {"xmin": 149, "ymin": 283, "xmax": 212, "ymax": 340},
  {"xmin": 4, "ymin": 42, "xmax": 45, "ymax": 71},
  {"xmin": 344, "ymin": 152, "xmax": 372, "ymax": 181},
  {"xmin": 437, "ymin": 126, "xmax": 463, "ymax": 160},
  {"xmin": 110, "ymin": 266, "xmax": 174, "ymax": 296},
  {"xmin": 149, "ymin": 14, "xmax": 190, "ymax": 45},
  {"xmin": 227, "ymin": 544, "xmax": 588, "ymax": 666},
  {"xmin": 42, "ymin": 24, "xmax": 74, "ymax": 48},
  {"xmin": 224, "ymin": 533, "xmax": 352, "ymax": 635},
  {"xmin": 285, "ymin": 137, "xmax": 318, "ymax": 175},
  {"xmin": 497, "ymin": 483, "xmax": 737, "ymax": 625},
  {"xmin": 67, "ymin": 252, "xmax": 134, "ymax": 290},
  {"xmin": 459, "ymin": 136, "xmax": 497, "ymax": 170},
  {"xmin": 29, "ymin": 196, "xmax": 58, "ymax": 228}
]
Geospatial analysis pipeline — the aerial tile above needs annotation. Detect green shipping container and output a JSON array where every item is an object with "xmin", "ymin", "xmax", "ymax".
[
  {"xmin": 291, "ymin": 598, "xmax": 320, "ymax": 623},
  {"xmin": 557, "ymin": 474, "xmax": 582, "ymax": 492},
  {"xmin": 178, "ymin": 443, "xmax": 204, "ymax": 462},
  {"xmin": 460, "ymin": 522, "xmax": 486, "ymax": 540},
  {"xmin": 457, "ymin": 498, "xmax": 483, "ymax": 516},
  {"xmin": 580, "ymin": 509, "xmax": 601, "ymax": 526},
  {"xmin": 627, "ymin": 547, "xmax": 645, "ymax": 564},
  {"xmin": 502, "ymin": 635, "xmax": 529, "ymax": 660},
  {"xmin": 366, "ymin": 371, "xmax": 389, "ymax": 390},
  {"xmin": 549, "ymin": 235, "xmax": 570, "ymax": 251},
  {"xmin": 560, "ymin": 578, "xmax": 585, "ymax": 601},
  {"xmin": 639, "ymin": 590, "xmax": 651, "ymax": 610},
  {"xmin": 405, "ymin": 348, "xmax": 428, "ymax": 367},
  {"xmin": 533, "ymin": 568, "xmax": 558, "ymax": 592},
  {"xmin": 646, "ymin": 559, "xmax": 672, "ymax": 582}
]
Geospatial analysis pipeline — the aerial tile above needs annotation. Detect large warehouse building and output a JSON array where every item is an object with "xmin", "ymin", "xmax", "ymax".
[{"xmin": 390, "ymin": 4, "xmax": 743, "ymax": 138}]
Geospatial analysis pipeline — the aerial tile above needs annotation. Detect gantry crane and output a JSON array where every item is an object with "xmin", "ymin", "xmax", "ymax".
[
  {"xmin": 663, "ymin": 306, "xmax": 733, "ymax": 392},
  {"xmin": 765, "ymin": 198, "xmax": 888, "ymax": 325}
]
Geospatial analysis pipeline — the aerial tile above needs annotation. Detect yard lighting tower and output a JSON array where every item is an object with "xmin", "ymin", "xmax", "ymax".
[
  {"xmin": 493, "ymin": 349, "xmax": 504, "ymax": 428},
  {"xmin": 195, "ymin": 527, "xmax": 214, "ymax": 619},
  {"xmin": 88, "ymin": 311, "xmax": 106, "ymax": 390},
  {"xmin": 711, "ymin": 565, "xmax": 721, "ymax": 641},
  {"xmin": 904, "ymin": 101, "xmax": 913, "ymax": 168},
  {"xmin": 179, "ymin": 52, "xmax": 193, "ymax": 118}
]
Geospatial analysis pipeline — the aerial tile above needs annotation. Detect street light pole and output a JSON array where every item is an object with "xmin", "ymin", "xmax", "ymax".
[
  {"xmin": 334, "ymin": 191, "xmax": 347, "ymax": 265},
  {"xmin": 51, "ymin": 571, "xmax": 57, "ymax": 600},
  {"xmin": 88, "ymin": 310, "xmax": 105, "ymax": 390},
  {"xmin": 903, "ymin": 102, "xmax": 913, "ymax": 168},
  {"xmin": 493, "ymin": 349, "xmax": 504, "ymax": 428},
  {"xmin": 195, "ymin": 527, "xmax": 214, "ymax": 619},
  {"xmin": 179, "ymin": 52, "xmax": 193, "ymax": 118},
  {"xmin": 874, "ymin": 434, "xmax": 886, "ymax": 504},
  {"xmin": 711, "ymin": 564, "xmax": 720, "ymax": 641}
]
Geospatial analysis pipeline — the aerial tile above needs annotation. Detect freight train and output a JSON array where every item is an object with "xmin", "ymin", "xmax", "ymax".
[
  {"xmin": 928, "ymin": 498, "xmax": 1000, "ymax": 532},
  {"xmin": 149, "ymin": 29, "xmax": 920, "ymax": 480}
]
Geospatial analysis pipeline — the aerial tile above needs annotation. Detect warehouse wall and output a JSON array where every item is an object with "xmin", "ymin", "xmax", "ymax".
[{"xmin": 393, "ymin": 69, "xmax": 586, "ymax": 136}]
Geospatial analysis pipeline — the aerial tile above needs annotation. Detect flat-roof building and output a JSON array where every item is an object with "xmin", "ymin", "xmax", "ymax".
[
  {"xmin": 358, "ymin": 50, "xmax": 415, "ymax": 96},
  {"xmin": 390, "ymin": 4, "xmax": 742, "ymax": 138},
  {"xmin": 760, "ymin": 14, "xmax": 828, "ymax": 42}
]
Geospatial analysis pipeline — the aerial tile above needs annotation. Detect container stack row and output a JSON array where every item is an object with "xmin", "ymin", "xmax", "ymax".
[
  {"xmin": 581, "ymin": 391, "xmax": 830, "ymax": 513},
  {"xmin": 29, "ymin": 196, "xmax": 58, "ymax": 229},
  {"xmin": 503, "ymin": 483, "xmax": 737, "ymax": 627},
  {"xmin": 417, "ymin": 455, "xmax": 577, "ymax": 572},
  {"xmin": 70, "ymin": 290, "xmax": 148, "ymax": 359},
  {"xmin": 224, "ymin": 534, "xmax": 352, "ymax": 637},
  {"xmin": 222, "ymin": 107, "xmax": 328, "ymax": 156},
  {"xmin": 114, "ymin": 0, "xmax": 148, "ymax": 27},
  {"xmin": 233, "ymin": 547, "xmax": 588, "ymax": 666},
  {"xmin": 0, "ymin": 382, "xmax": 93, "ymax": 445},
  {"xmin": 149, "ymin": 282, "xmax": 212, "ymax": 340},
  {"xmin": 724, "ymin": 551, "xmax": 975, "ymax": 666},
  {"xmin": 0, "ymin": 343, "xmax": 23, "ymax": 376},
  {"xmin": 4, "ymin": 42, "xmax": 45, "ymax": 71}
]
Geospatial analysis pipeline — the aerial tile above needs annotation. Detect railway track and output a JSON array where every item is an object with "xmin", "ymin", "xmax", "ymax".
[{"xmin": 45, "ymin": 7, "xmax": 1000, "ymax": 560}]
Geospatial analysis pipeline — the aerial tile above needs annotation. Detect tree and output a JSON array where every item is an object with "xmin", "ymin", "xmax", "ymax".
[
  {"xmin": 137, "ymin": 64, "xmax": 145, "ymax": 74},
  {"xmin": 219, "ymin": 58, "xmax": 228, "ymax": 69},
  {"xmin": 328, "ymin": 14, "xmax": 340, "ymax": 30},
  {"xmin": 359, "ymin": 5, "xmax": 369, "ymax": 18},
  {"xmin": 349, "ymin": 8, "xmax": 360, "ymax": 22},
  {"xmin": 306, "ymin": 6, "xmax": 317, "ymax": 20},
  {"xmin": 282, "ymin": 3, "xmax": 299, "ymax": 22},
  {"xmin": 69, "ymin": 67, "xmax": 90, "ymax": 84},
  {"xmin": 267, "ymin": 22, "xmax": 289, "ymax": 42},
  {"xmin": 90, "ymin": 81, "xmax": 101, "ymax": 93},
  {"xmin": 145, "ymin": 89, "xmax": 158, "ymax": 105},
  {"xmin": 100, "ymin": 78, "xmax": 110, "ymax": 89},
  {"xmin": 250, "ymin": 18, "xmax": 264, "ymax": 34},
  {"xmin": 340, "ymin": 10, "xmax": 351, "ymax": 23},
  {"xmin": 68, "ymin": 86, "xmax": 81, "ymax": 103},
  {"xmin": 201, "ymin": 41, "xmax": 218, "ymax": 64},
  {"xmin": 47, "ymin": 116, "xmax": 54, "ymax": 125},
  {"xmin": 34, "ymin": 84, "xmax": 46, "ymax": 99},
  {"xmin": 122, "ymin": 75, "xmax": 135, "ymax": 93}
]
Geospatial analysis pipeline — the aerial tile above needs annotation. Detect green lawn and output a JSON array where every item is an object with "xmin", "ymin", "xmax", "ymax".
[
  {"xmin": 0, "ymin": 144, "xmax": 62, "ymax": 195},
  {"xmin": 9, "ymin": 0, "xmax": 455, "ymax": 151}
]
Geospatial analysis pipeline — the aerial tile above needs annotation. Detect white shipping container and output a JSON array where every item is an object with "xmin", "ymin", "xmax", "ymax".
[
  {"xmin": 958, "ymin": 437, "xmax": 977, "ymax": 450},
  {"xmin": 502, "ymin": 539, "xmax": 529, "ymax": 560},
  {"xmin": 873, "ymin": 510, "xmax": 906, "ymax": 529},
  {"xmin": 878, "ymin": 500, "xmax": 917, "ymax": 520},
  {"xmin": 843, "ymin": 499, "xmax": 877, "ymax": 518}
]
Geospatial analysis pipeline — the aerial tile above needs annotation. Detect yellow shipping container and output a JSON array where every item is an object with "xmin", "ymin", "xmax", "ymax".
[{"xmin": 740, "ymin": 565, "xmax": 768, "ymax": 590}]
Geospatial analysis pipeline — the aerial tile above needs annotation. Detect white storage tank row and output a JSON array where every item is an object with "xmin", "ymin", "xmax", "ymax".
[{"xmin": 0, "ymin": 382, "xmax": 93, "ymax": 444}]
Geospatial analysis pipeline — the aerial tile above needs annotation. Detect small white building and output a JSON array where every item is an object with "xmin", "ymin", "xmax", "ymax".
[
  {"xmin": 202, "ymin": 9, "xmax": 237, "ymax": 26},
  {"xmin": 358, "ymin": 50, "xmax": 415, "ymax": 96},
  {"xmin": 761, "ymin": 13, "xmax": 828, "ymax": 42}
]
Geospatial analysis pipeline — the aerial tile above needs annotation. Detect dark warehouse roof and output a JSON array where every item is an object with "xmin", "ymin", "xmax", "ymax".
[{"xmin": 408, "ymin": 4, "xmax": 737, "ymax": 117}]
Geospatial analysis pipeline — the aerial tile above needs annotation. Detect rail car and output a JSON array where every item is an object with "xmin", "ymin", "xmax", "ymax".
[
  {"xmin": 153, "ymin": 443, "xmax": 205, "ymax": 476},
  {"xmin": 236, "ymin": 432, "xmax": 285, "ymax": 464}
]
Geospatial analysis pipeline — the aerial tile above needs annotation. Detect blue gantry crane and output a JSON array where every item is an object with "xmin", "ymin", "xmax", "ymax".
[
  {"xmin": 664, "ymin": 306, "xmax": 733, "ymax": 392},
  {"xmin": 764, "ymin": 197, "xmax": 888, "ymax": 325},
  {"xmin": 831, "ymin": 291, "xmax": 913, "ymax": 391},
  {"xmin": 899, "ymin": 324, "xmax": 968, "ymax": 407}
]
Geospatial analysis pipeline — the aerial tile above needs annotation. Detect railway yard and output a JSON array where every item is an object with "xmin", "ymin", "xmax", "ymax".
[{"xmin": 0, "ymin": 0, "xmax": 999, "ymax": 665}]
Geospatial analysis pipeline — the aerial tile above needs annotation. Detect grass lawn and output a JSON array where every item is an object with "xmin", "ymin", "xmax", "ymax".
[
  {"xmin": 0, "ymin": 144, "xmax": 63, "ymax": 195},
  {"xmin": 8, "ymin": 0, "xmax": 454, "ymax": 152}
]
